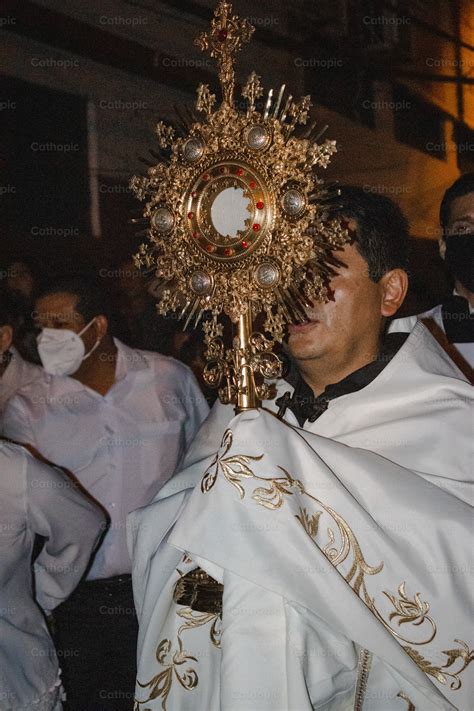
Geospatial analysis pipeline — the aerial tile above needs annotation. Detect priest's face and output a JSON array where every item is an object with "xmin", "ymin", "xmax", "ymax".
[{"xmin": 288, "ymin": 232, "xmax": 388, "ymax": 366}]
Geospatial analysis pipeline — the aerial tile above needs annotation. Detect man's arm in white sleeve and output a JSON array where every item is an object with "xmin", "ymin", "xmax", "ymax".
[
  {"xmin": 2, "ymin": 395, "xmax": 38, "ymax": 450},
  {"xmin": 26, "ymin": 452, "xmax": 107, "ymax": 612}
]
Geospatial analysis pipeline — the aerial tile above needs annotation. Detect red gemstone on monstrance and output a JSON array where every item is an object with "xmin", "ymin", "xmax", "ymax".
[
  {"xmin": 218, "ymin": 29, "xmax": 228, "ymax": 42},
  {"xmin": 206, "ymin": 244, "xmax": 215, "ymax": 252},
  {"xmin": 252, "ymin": 224, "xmax": 260, "ymax": 232},
  {"xmin": 256, "ymin": 201, "xmax": 264, "ymax": 209},
  {"xmin": 236, "ymin": 168, "xmax": 244, "ymax": 176},
  {"xmin": 224, "ymin": 247, "xmax": 234, "ymax": 256},
  {"xmin": 241, "ymin": 241, "xmax": 249, "ymax": 249},
  {"xmin": 188, "ymin": 212, "xmax": 194, "ymax": 219},
  {"xmin": 249, "ymin": 181, "xmax": 256, "ymax": 189}
]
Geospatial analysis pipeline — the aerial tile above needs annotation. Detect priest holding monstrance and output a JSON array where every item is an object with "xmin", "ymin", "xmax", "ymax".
[{"xmin": 128, "ymin": 4, "xmax": 473, "ymax": 709}]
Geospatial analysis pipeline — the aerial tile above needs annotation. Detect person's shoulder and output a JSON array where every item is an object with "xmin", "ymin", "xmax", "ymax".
[
  {"xmin": 4, "ymin": 367, "xmax": 53, "ymax": 412},
  {"xmin": 0, "ymin": 438, "xmax": 31, "ymax": 473},
  {"xmin": 0, "ymin": 437, "xmax": 29, "ymax": 456},
  {"xmin": 134, "ymin": 346, "xmax": 196, "ymax": 380},
  {"xmin": 11, "ymin": 348, "xmax": 43, "ymax": 379},
  {"xmin": 395, "ymin": 321, "xmax": 472, "ymax": 391},
  {"xmin": 0, "ymin": 440, "xmax": 30, "ymax": 510}
]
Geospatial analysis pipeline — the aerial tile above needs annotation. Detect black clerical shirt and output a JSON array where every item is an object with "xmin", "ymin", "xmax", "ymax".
[
  {"xmin": 276, "ymin": 332, "xmax": 409, "ymax": 427},
  {"xmin": 441, "ymin": 295, "xmax": 474, "ymax": 344}
]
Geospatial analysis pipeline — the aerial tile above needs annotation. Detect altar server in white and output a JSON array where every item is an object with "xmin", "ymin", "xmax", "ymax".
[
  {"xmin": 391, "ymin": 172, "xmax": 474, "ymax": 380},
  {"xmin": 129, "ymin": 188, "xmax": 473, "ymax": 711}
]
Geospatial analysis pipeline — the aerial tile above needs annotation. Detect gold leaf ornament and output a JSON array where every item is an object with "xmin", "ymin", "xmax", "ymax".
[
  {"xmin": 155, "ymin": 121, "xmax": 175, "ymax": 149},
  {"xmin": 242, "ymin": 71, "xmax": 264, "ymax": 114},
  {"xmin": 201, "ymin": 428, "xmax": 263, "ymax": 498},
  {"xmin": 196, "ymin": 84, "xmax": 216, "ymax": 116},
  {"xmin": 135, "ymin": 606, "xmax": 220, "ymax": 709}
]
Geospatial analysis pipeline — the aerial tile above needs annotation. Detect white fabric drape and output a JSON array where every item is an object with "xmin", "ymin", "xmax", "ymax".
[{"xmin": 130, "ymin": 322, "xmax": 473, "ymax": 711}]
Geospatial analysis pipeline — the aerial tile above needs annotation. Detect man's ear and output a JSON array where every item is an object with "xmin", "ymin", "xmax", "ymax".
[
  {"xmin": 439, "ymin": 237, "xmax": 446, "ymax": 260},
  {"xmin": 0, "ymin": 325, "xmax": 13, "ymax": 354},
  {"xmin": 380, "ymin": 269, "xmax": 409, "ymax": 318},
  {"xmin": 94, "ymin": 315, "xmax": 109, "ymax": 341}
]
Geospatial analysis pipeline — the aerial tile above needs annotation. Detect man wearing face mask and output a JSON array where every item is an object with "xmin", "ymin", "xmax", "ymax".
[
  {"xmin": 0, "ymin": 289, "xmax": 42, "ymax": 418},
  {"xmin": 391, "ymin": 172, "xmax": 474, "ymax": 381},
  {"xmin": 1, "ymin": 274, "xmax": 209, "ymax": 710}
]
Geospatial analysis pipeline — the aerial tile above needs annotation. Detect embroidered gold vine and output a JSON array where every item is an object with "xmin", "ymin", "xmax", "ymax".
[
  {"xmin": 396, "ymin": 691, "xmax": 415, "ymax": 710},
  {"xmin": 402, "ymin": 641, "xmax": 473, "ymax": 691},
  {"xmin": 134, "ymin": 606, "xmax": 221, "ymax": 710},
  {"xmin": 201, "ymin": 428, "xmax": 263, "ymax": 498},
  {"xmin": 201, "ymin": 428, "xmax": 473, "ymax": 691}
]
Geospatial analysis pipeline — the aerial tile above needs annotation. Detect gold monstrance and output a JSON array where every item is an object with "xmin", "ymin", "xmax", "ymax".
[{"xmin": 131, "ymin": 1, "xmax": 348, "ymax": 412}]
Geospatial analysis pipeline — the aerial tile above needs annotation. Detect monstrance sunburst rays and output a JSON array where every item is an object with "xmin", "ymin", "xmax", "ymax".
[{"xmin": 130, "ymin": 0, "xmax": 349, "ymax": 411}]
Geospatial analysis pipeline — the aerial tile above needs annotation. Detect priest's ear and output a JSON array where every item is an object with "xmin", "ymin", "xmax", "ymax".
[
  {"xmin": 379, "ymin": 269, "xmax": 409, "ymax": 317},
  {"xmin": 0, "ymin": 325, "xmax": 13, "ymax": 354}
]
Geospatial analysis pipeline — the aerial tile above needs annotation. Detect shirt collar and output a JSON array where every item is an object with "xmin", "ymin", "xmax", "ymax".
[
  {"xmin": 276, "ymin": 332, "xmax": 409, "ymax": 427},
  {"xmin": 114, "ymin": 338, "xmax": 149, "ymax": 381},
  {"xmin": 1, "ymin": 350, "xmax": 14, "ymax": 385}
]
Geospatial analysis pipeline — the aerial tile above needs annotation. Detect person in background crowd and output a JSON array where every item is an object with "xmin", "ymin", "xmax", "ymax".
[
  {"xmin": 0, "ymin": 290, "xmax": 42, "ymax": 418},
  {"xmin": 2, "ymin": 274, "xmax": 209, "ymax": 711},
  {"xmin": 1, "ymin": 257, "xmax": 43, "ymax": 364},
  {"xmin": 391, "ymin": 172, "xmax": 474, "ymax": 380},
  {"xmin": 0, "ymin": 439, "xmax": 105, "ymax": 711},
  {"xmin": 2, "ymin": 258, "xmax": 36, "ymax": 303},
  {"xmin": 114, "ymin": 257, "xmax": 177, "ymax": 354}
]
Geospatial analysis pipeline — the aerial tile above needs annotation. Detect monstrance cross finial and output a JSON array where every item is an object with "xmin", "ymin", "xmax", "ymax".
[{"xmin": 195, "ymin": 1, "xmax": 254, "ymax": 107}]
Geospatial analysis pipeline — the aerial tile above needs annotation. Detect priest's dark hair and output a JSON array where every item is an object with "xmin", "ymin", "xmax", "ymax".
[
  {"xmin": 35, "ymin": 273, "xmax": 114, "ymax": 326},
  {"xmin": 439, "ymin": 172, "xmax": 474, "ymax": 234},
  {"xmin": 328, "ymin": 185, "xmax": 410, "ymax": 283}
]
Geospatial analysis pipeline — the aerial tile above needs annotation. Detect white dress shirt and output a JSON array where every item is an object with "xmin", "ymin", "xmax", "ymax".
[
  {"xmin": 2, "ymin": 339, "xmax": 209, "ymax": 580},
  {"xmin": 0, "ymin": 346, "xmax": 42, "ymax": 418},
  {"xmin": 0, "ymin": 441, "xmax": 104, "ymax": 711}
]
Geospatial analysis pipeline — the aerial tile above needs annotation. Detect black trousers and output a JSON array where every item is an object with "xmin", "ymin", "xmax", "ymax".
[{"xmin": 53, "ymin": 575, "xmax": 138, "ymax": 711}]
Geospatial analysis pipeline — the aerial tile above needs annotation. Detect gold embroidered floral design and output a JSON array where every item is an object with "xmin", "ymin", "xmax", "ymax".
[
  {"xmin": 294, "ymin": 495, "xmax": 384, "ymax": 595},
  {"xmin": 368, "ymin": 582, "xmax": 436, "ymax": 645},
  {"xmin": 200, "ymin": 428, "xmax": 473, "ymax": 692},
  {"xmin": 201, "ymin": 429, "xmax": 263, "ymax": 498},
  {"xmin": 134, "ymin": 606, "xmax": 221, "ymax": 710},
  {"xmin": 403, "ymin": 641, "xmax": 473, "ymax": 690},
  {"xmin": 396, "ymin": 691, "xmax": 415, "ymax": 710},
  {"xmin": 296, "ymin": 508, "xmax": 322, "ymax": 538}
]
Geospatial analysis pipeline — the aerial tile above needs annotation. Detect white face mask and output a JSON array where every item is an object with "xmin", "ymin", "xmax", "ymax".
[{"xmin": 37, "ymin": 318, "xmax": 100, "ymax": 376}]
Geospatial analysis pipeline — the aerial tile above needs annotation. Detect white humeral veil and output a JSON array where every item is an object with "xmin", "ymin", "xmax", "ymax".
[{"xmin": 129, "ymin": 322, "xmax": 473, "ymax": 711}]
